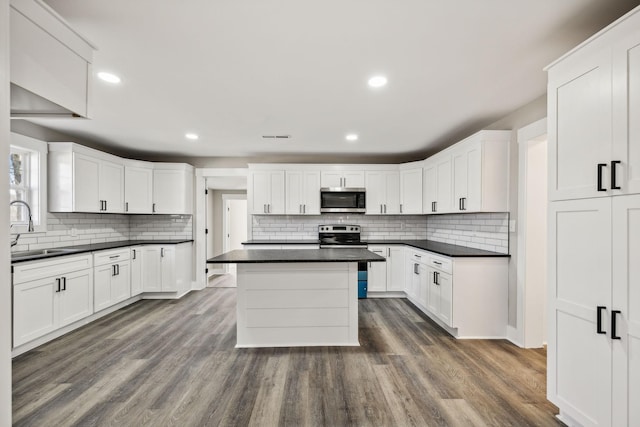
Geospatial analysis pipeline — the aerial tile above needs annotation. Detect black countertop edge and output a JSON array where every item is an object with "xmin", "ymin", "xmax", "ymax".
[
  {"xmin": 207, "ymin": 249, "xmax": 386, "ymax": 264},
  {"xmin": 242, "ymin": 239, "xmax": 509, "ymax": 257},
  {"xmin": 242, "ymin": 240, "xmax": 320, "ymax": 245},
  {"xmin": 11, "ymin": 240, "xmax": 194, "ymax": 263},
  {"xmin": 366, "ymin": 240, "xmax": 510, "ymax": 257}
]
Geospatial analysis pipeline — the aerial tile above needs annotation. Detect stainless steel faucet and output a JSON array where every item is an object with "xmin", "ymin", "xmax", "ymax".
[{"xmin": 10, "ymin": 200, "xmax": 34, "ymax": 232}]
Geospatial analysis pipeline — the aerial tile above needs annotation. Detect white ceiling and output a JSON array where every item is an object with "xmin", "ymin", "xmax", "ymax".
[{"xmin": 33, "ymin": 0, "xmax": 640, "ymax": 160}]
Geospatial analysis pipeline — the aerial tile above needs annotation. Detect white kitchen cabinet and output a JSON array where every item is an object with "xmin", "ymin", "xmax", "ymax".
[
  {"xmin": 285, "ymin": 170, "xmax": 320, "ymax": 214},
  {"xmin": 93, "ymin": 249, "xmax": 131, "ymax": 312},
  {"xmin": 426, "ymin": 256, "xmax": 453, "ymax": 327},
  {"xmin": 152, "ymin": 163, "xmax": 194, "ymax": 214},
  {"xmin": 546, "ymin": 9, "xmax": 640, "ymax": 426},
  {"xmin": 423, "ymin": 154, "xmax": 453, "ymax": 214},
  {"xmin": 251, "ymin": 170, "xmax": 285, "ymax": 214},
  {"xmin": 450, "ymin": 130, "xmax": 510, "ymax": 213},
  {"xmin": 321, "ymin": 170, "xmax": 365, "ymax": 188},
  {"xmin": 48, "ymin": 143, "xmax": 125, "ymax": 213},
  {"xmin": 130, "ymin": 246, "xmax": 143, "ymax": 297},
  {"xmin": 124, "ymin": 161, "xmax": 154, "ymax": 213},
  {"xmin": 12, "ymin": 254, "xmax": 94, "ymax": 347},
  {"xmin": 141, "ymin": 243, "xmax": 192, "ymax": 293},
  {"xmin": 400, "ymin": 167, "xmax": 423, "ymax": 214},
  {"xmin": 10, "ymin": 0, "xmax": 94, "ymax": 118},
  {"xmin": 365, "ymin": 170, "xmax": 400, "ymax": 214},
  {"xmin": 368, "ymin": 245, "xmax": 405, "ymax": 294},
  {"xmin": 404, "ymin": 248, "xmax": 507, "ymax": 338}
]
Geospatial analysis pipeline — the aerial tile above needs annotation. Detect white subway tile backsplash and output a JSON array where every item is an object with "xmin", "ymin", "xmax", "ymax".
[
  {"xmin": 10, "ymin": 212, "xmax": 193, "ymax": 253},
  {"xmin": 426, "ymin": 213, "xmax": 509, "ymax": 254}
]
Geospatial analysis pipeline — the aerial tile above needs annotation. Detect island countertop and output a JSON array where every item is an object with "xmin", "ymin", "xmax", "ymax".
[{"xmin": 207, "ymin": 248, "xmax": 386, "ymax": 263}]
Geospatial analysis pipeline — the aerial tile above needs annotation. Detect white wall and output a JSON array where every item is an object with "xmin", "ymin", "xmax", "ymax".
[
  {"xmin": 209, "ymin": 190, "xmax": 246, "ymax": 257},
  {"xmin": 1, "ymin": 0, "xmax": 12, "ymax": 423}
]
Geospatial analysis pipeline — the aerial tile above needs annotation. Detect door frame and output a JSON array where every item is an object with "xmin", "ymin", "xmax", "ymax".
[
  {"xmin": 194, "ymin": 168, "xmax": 248, "ymax": 290},
  {"xmin": 222, "ymin": 194, "xmax": 247, "ymax": 273},
  {"xmin": 515, "ymin": 117, "xmax": 548, "ymax": 348}
]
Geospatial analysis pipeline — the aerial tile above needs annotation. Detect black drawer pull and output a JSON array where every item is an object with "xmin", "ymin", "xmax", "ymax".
[
  {"xmin": 612, "ymin": 310, "xmax": 621, "ymax": 340},
  {"xmin": 596, "ymin": 306, "xmax": 606, "ymax": 334},
  {"xmin": 597, "ymin": 163, "xmax": 607, "ymax": 191},
  {"xmin": 611, "ymin": 161, "xmax": 621, "ymax": 190}
]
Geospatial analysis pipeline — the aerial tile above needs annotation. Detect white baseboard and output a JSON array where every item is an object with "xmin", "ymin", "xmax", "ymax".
[{"xmin": 506, "ymin": 325, "xmax": 524, "ymax": 347}]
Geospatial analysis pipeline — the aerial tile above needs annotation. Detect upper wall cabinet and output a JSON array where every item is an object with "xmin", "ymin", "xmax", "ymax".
[
  {"xmin": 48, "ymin": 143, "xmax": 124, "ymax": 213},
  {"xmin": 10, "ymin": 0, "xmax": 95, "ymax": 118},
  {"xmin": 399, "ymin": 165, "xmax": 423, "ymax": 214},
  {"xmin": 365, "ymin": 170, "xmax": 400, "ymax": 214},
  {"xmin": 321, "ymin": 170, "xmax": 365, "ymax": 188},
  {"xmin": 49, "ymin": 143, "xmax": 194, "ymax": 215},
  {"xmin": 152, "ymin": 164, "xmax": 194, "ymax": 215},
  {"xmin": 286, "ymin": 171, "xmax": 320, "ymax": 215},
  {"xmin": 124, "ymin": 160, "xmax": 153, "ymax": 214},
  {"xmin": 450, "ymin": 130, "xmax": 510, "ymax": 213},
  {"xmin": 547, "ymin": 12, "xmax": 640, "ymax": 201},
  {"xmin": 423, "ymin": 153, "xmax": 453, "ymax": 214},
  {"xmin": 250, "ymin": 170, "xmax": 285, "ymax": 215}
]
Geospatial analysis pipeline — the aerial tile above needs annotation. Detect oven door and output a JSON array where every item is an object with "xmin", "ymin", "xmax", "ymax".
[{"xmin": 320, "ymin": 188, "xmax": 366, "ymax": 213}]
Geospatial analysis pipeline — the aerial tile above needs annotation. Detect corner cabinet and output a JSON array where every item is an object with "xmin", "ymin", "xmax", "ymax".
[
  {"xmin": 546, "ymin": 7, "xmax": 640, "ymax": 427},
  {"xmin": 423, "ymin": 153, "xmax": 453, "ymax": 214},
  {"xmin": 124, "ymin": 161, "xmax": 153, "ymax": 214},
  {"xmin": 48, "ymin": 143, "xmax": 124, "ymax": 213}
]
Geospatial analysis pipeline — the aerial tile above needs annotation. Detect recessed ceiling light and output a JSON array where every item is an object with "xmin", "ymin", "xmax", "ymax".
[
  {"xmin": 346, "ymin": 134, "xmax": 358, "ymax": 142},
  {"xmin": 367, "ymin": 75, "xmax": 387, "ymax": 88},
  {"xmin": 185, "ymin": 133, "xmax": 199, "ymax": 140},
  {"xmin": 97, "ymin": 72, "xmax": 121, "ymax": 84}
]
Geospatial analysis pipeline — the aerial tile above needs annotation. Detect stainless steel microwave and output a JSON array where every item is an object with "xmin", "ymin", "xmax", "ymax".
[{"xmin": 320, "ymin": 188, "xmax": 366, "ymax": 213}]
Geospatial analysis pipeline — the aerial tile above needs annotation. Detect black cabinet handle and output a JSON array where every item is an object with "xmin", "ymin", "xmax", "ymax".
[
  {"xmin": 153, "ymin": 203, "xmax": 156, "ymax": 213},
  {"xmin": 125, "ymin": 202, "xmax": 129, "ymax": 212},
  {"xmin": 612, "ymin": 310, "xmax": 621, "ymax": 340},
  {"xmin": 597, "ymin": 306, "xmax": 606, "ymax": 334},
  {"xmin": 132, "ymin": 249, "xmax": 136, "ymax": 260},
  {"xmin": 611, "ymin": 161, "xmax": 621, "ymax": 190},
  {"xmin": 62, "ymin": 277, "xmax": 66, "ymax": 291},
  {"xmin": 112, "ymin": 265, "xmax": 116, "ymax": 276},
  {"xmin": 597, "ymin": 163, "xmax": 607, "ymax": 191},
  {"xmin": 414, "ymin": 263, "xmax": 419, "ymax": 275},
  {"xmin": 459, "ymin": 198, "xmax": 463, "ymax": 210},
  {"xmin": 55, "ymin": 278, "xmax": 61, "ymax": 293},
  {"xmin": 161, "ymin": 248, "xmax": 165, "ymax": 257},
  {"xmin": 462, "ymin": 197, "xmax": 466, "ymax": 211},
  {"xmin": 117, "ymin": 264, "xmax": 120, "ymax": 275}
]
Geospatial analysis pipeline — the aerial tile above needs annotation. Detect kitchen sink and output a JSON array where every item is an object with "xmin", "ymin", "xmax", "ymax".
[{"xmin": 11, "ymin": 248, "xmax": 78, "ymax": 260}]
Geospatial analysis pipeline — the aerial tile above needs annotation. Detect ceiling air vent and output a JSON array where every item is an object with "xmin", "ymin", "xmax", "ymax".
[{"xmin": 262, "ymin": 135, "xmax": 292, "ymax": 139}]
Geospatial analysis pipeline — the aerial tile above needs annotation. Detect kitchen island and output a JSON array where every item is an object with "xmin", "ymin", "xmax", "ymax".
[{"xmin": 207, "ymin": 249, "xmax": 385, "ymax": 348}]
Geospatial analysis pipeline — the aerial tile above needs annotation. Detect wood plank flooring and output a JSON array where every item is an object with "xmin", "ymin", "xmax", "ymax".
[{"xmin": 13, "ymin": 288, "xmax": 561, "ymax": 426}]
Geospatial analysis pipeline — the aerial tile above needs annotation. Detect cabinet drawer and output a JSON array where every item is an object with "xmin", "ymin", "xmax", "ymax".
[
  {"xmin": 13, "ymin": 254, "xmax": 93, "ymax": 285},
  {"xmin": 428, "ymin": 255, "xmax": 452, "ymax": 274},
  {"xmin": 93, "ymin": 248, "xmax": 130, "ymax": 267},
  {"xmin": 407, "ymin": 249, "xmax": 428, "ymax": 264}
]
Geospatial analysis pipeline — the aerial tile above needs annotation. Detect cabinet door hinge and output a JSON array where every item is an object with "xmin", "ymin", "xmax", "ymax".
[
  {"xmin": 205, "ymin": 189, "xmax": 208, "ymax": 195},
  {"xmin": 205, "ymin": 268, "xmax": 209, "ymax": 274},
  {"xmin": 205, "ymin": 228, "xmax": 209, "ymax": 234}
]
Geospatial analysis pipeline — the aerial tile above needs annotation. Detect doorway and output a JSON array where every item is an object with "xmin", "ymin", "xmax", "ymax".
[
  {"xmin": 516, "ymin": 118, "xmax": 548, "ymax": 348},
  {"xmin": 222, "ymin": 195, "xmax": 247, "ymax": 276}
]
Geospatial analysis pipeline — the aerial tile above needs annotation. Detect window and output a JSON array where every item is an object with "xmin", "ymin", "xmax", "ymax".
[{"xmin": 9, "ymin": 133, "xmax": 47, "ymax": 233}]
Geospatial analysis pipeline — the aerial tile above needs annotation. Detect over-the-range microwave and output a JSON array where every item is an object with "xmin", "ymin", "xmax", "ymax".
[{"xmin": 320, "ymin": 188, "xmax": 366, "ymax": 213}]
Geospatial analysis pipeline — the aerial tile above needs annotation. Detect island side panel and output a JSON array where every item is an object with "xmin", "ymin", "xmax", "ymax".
[{"xmin": 236, "ymin": 262, "xmax": 359, "ymax": 347}]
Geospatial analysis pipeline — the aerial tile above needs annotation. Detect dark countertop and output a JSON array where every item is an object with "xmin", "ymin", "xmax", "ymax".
[
  {"xmin": 242, "ymin": 240, "xmax": 320, "ymax": 245},
  {"xmin": 11, "ymin": 239, "xmax": 194, "ymax": 263},
  {"xmin": 366, "ymin": 240, "xmax": 510, "ymax": 257},
  {"xmin": 207, "ymin": 248, "xmax": 386, "ymax": 264},
  {"xmin": 242, "ymin": 239, "xmax": 509, "ymax": 258}
]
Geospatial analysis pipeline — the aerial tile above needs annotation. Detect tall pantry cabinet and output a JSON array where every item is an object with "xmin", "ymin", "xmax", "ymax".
[{"xmin": 546, "ymin": 7, "xmax": 640, "ymax": 427}]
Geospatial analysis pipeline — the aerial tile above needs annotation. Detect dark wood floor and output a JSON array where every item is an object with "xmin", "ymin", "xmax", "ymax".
[{"xmin": 13, "ymin": 288, "xmax": 560, "ymax": 426}]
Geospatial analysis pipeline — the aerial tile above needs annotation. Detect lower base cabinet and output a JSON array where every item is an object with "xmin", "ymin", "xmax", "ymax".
[
  {"xmin": 130, "ymin": 246, "xmax": 143, "ymax": 296},
  {"xmin": 93, "ymin": 248, "xmax": 131, "ymax": 312},
  {"xmin": 367, "ymin": 245, "xmax": 405, "ymax": 294},
  {"xmin": 142, "ymin": 243, "xmax": 192, "ymax": 294},
  {"xmin": 12, "ymin": 254, "xmax": 94, "ymax": 347},
  {"xmin": 404, "ymin": 248, "xmax": 508, "ymax": 338}
]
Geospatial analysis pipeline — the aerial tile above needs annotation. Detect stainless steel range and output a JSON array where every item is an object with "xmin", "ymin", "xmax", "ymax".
[{"xmin": 318, "ymin": 224, "xmax": 367, "ymax": 248}]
